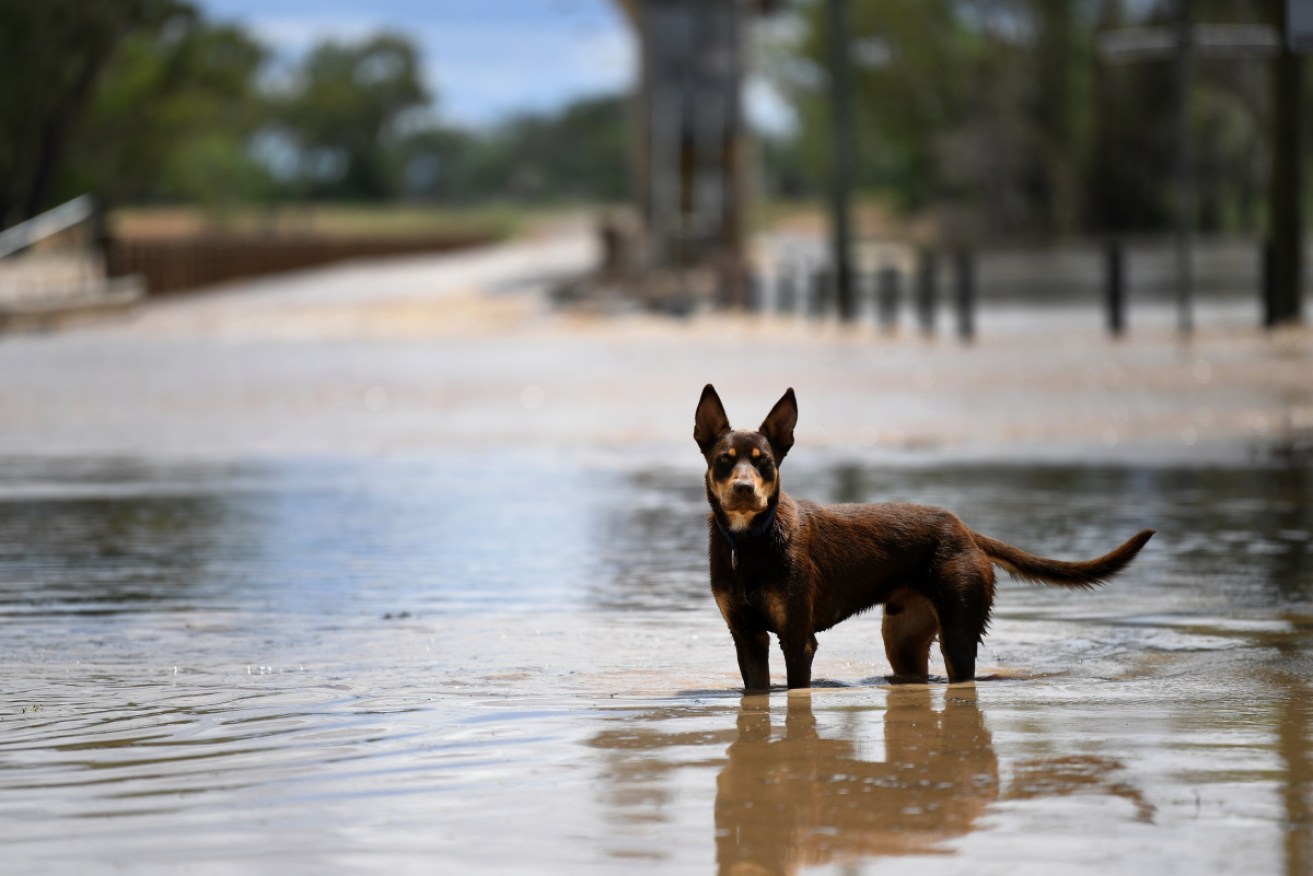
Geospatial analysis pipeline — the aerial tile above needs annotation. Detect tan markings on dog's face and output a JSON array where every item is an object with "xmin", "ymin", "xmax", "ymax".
[{"xmin": 706, "ymin": 431, "xmax": 779, "ymax": 525}]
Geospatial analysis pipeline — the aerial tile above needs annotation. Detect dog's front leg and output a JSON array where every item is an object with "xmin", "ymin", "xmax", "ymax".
[
  {"xmin": 731, "ymin": 627, "xmax": 771, "ymax": 692},
  {"xmin": 779, "ymin": 633, "xmax": 817, "ymax": 690}
]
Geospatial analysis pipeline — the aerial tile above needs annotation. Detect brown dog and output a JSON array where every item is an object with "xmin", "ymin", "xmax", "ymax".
[{"xmin": 694, "ymin": 384, "xmax": 1154, "ymax": 690}]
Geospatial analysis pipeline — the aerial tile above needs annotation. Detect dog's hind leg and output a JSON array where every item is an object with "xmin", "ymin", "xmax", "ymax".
[
  {"xmin": 933, "ymin": 558, "xmax": 995, "ymax": 684},
  {"xmin": 938, "ymin": 626, "xmax": 978, "ymax": 683},
  {"xmin": 882, "ymin": 589, "xmax": 938, "ymax": 682}
]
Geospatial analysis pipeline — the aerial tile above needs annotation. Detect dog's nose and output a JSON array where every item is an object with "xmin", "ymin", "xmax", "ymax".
[{"xmin": 732, "ymin": 480, "xmax": 756, "ymax": 497}]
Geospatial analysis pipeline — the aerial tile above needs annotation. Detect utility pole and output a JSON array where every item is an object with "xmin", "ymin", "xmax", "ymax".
[
  {"xmin": 1269, "ymin": 0, "xmax": 1305, "ymax": 326},
  {"xmin": 1173, "ymin": 0, "xmax": 1195, "ymax": 336},
  {"xmin": 826, "ymin": 0, "xmax": 856, "ymax": 321}
]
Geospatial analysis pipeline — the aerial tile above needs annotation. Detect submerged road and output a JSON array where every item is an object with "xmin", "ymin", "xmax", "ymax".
[
  {"xmin": 1, "ymin": 229, "xmax": 1311, "ymax": 874},
  {"xmin": 2, "ymin": 227, "xmax": 1311, "ymax": 467}
]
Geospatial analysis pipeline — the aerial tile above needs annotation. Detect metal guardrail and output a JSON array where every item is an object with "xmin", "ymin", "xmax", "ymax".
[
  {"xmin": 0, "ymin": 195, "xmax": 95, "ymax": 258},
  {"xmin": 0, "ymin": 195, "xmax": 147, "ymax": 331}
]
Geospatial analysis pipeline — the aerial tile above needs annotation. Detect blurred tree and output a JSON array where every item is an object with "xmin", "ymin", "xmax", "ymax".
[
  {"xmin": 274, "ymin": 33, "xmax": 430, "ymax": 200},
  {"xmin": 0, "ymin": 0, "xmax": 628, "ymax": 222},
  {"xmin": 68, "ymin": 18, "xmax": 272, "ymax": 209},
  {"xmin": 772, "ymin": 0, "xmax": 1288, "ymax": 240},
  {"xmin": 842, "ymin": 0, "xmax": 1102, "ymax": 238},
  {"xmin": 498, "ymin": 94, "xmax": 629, "ymax": 201},
  {"xmin": 1032, "ymin": 0, "xmax": 1090, "ymax": 233},
  {"xmin": 397, "ymin": 125, "xmax": 480, "ymax": 200},
  {"xmin": 400, "ymin": 94, "xmax": 629, "ymax": 204},
  {"xmin": 0, "ymin": 0, "xmax": 192, "ymax": 226}
]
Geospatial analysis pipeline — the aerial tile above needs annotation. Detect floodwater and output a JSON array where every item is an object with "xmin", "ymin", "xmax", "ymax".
[{"xmin": 1, "ymin": 455, "xmax": 1310, "ymax": 875}]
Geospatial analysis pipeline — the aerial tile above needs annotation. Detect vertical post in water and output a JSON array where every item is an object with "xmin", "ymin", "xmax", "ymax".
[
  {"xmin": 954, "ymin": 249, "xmax": 976, "ymax": 342},
  {"xmin": 877, "ymin": 265, "xmax": 900, "ymax": 333},
  {"xmin": 776, "ymin": 260, "xmax": 797, "ymax": 314},
  {"xmin": 1263, "ymin": 237, "xmax": 1278, "ymax": 327},
  {"xmin": 1173, "ymin": 0, "xmax": 1195, "ymax": 335},
  {"xmin": 746, "ymin": 268, "xmax": 764, "ymax": 313},
  {"xmin": 1269, "ymin": 0, "xmax": 1305, "ymax": 327},
  {"xmin": 92, "ymin": 200, "xmax": 114, "ymax": 279},
  {"xmin": 917, "ymin": 250, "xmax": 938, "ymax": 336},
  {"xmin": 810, "ymin": 264, "xmax": 831, "ymax": 318},
  {"xmin": 826, "ymin": 0, "xmax": 856, "ymax": 322},
  {"xmin": 1106, "ymin": 238, "xmax": 1126, "ymax": 337}
]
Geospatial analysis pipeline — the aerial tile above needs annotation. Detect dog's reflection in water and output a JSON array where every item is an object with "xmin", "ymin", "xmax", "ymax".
[
  {"xmin": 716, "ymin": 687, "xmax": 996, "ymax": 873},
  {"xmin": 714, "ymin": 687, "xmax": 1153, "ymax": 875},
  {"xmin": 588, "ymin": 687, "xmax": 1152, "ymax": 873}
]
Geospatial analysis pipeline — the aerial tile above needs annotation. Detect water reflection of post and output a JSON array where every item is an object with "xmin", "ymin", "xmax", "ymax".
[
  {"xmin": 1273, "ymin": 626, "xmax": 1313, "ymax": 876},
  {"xmin": 1267, "ymin": 446, "xmax": 1313, "ymax": 876},
  {"xmin": 714, "ymin": 687, "xmax": 999, "ymax": 875},
  {"xmin": 1268, "ymin": 466, "xmax": 1311, "ymax": 604}
]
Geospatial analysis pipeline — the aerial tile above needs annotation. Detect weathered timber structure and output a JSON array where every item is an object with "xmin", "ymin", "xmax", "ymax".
[{"xmin": 614, "ymin": 0, "xmax": 779, "ymax": 308}]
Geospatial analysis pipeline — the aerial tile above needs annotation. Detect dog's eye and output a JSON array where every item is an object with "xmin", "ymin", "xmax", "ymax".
[{"xmin": 717, "ymin": 453, "xmax": 732, "ymax": 465}]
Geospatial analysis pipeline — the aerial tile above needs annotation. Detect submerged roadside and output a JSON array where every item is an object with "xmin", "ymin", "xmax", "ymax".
[{"xmin": 0, "ymin": 228, "xmax": 1309, "ymax": 466}]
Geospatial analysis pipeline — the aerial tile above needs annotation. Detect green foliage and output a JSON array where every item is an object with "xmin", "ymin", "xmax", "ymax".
[
  {"xmin": 160, "ymin": 132, "xmax": 276, "ymax": 208},
  {"xmin": 400, "ymin": 94, "xmax": 630, "ymax": 204},
  {"xmin": 273, "ymin": 33, "xmax": 430, "ymax": 200},
  {"xmin": 0, "ymin": 0, "xmax": 277, "ymax": 223},
  {"xmin": 0, "ymin": 0, "xmax": 194, "ymax": 225},
  {"xmin": 772, "ymin": 0, "xmax": 1287, "ymax": 239},
  {"xmin": 778, "ymin": 0, "xmax": 1105, "ymax": 237},
  {"xmin": 71, "ymin": 18, "xmax": 272, "ymax": 207},
  {"xmin": 0, "ymin": 0, "xmax": 628, "ymax": 223},
  {"xmin": 0, "ymin": 0, "xmax": 1299, "ymax": 240}
]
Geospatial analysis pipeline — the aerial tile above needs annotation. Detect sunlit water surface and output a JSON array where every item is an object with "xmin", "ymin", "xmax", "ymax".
[{"xmin": 1, "ymin": 456, "xmax": 1310, "ymax": 874}]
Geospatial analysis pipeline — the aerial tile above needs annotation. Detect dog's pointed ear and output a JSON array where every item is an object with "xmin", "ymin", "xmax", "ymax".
[
  {"xmin": 759, "ymin": 388, "xmax": 797, "ymax": 462},
  {"xmin": 694, "ymin": 384, "xmax": 731, "ymax": 454}
]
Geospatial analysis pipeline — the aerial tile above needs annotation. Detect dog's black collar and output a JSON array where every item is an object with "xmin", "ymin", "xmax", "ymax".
[{"xmin": 715, "ymin": 502, "xmax": 778, "ymax": 570}]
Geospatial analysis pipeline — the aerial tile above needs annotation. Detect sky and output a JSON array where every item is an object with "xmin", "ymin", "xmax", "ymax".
[
  {"xmin": 196, "ymin": 0, "xmax": 637, "ymax": 128},
  {"xmin": 196, "ymin": 0, "xmax": 795, "ymax": 134}
]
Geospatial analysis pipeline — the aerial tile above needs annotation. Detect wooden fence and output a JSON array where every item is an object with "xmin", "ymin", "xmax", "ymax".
[{"xmin": 105, "ymin": 232, "xmax": 496, "ymax": 295}]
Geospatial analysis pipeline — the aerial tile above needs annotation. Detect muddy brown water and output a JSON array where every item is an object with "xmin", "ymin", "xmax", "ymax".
[{"xmin": 1, "ymin": 456, "xmax": 1310, "ymax": 874}]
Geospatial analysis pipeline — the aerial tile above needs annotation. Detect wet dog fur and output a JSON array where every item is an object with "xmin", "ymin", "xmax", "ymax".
[{"xmin": 694, "ymin": 384, "xmax": 1154, "ymax": 690}]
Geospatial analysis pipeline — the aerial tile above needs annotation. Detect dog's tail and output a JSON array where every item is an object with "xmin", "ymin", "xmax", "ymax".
[{"xmin": 971, "ymin": 529, "xmax": 1155, "ymax": 589}]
